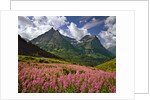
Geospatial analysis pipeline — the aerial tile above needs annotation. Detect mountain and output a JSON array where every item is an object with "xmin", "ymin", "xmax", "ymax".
[
  {"xmin": 76, "ymin": 35, "xmax": 115, "ymax": 58},
  {"xmin": 22, "ymin": 37, "xmax": 30, "ymax": 42},
  {"xmin": 18, "ymin": 35, "xmax": 60, "ymax": 59},
  {"xmin": 62, "ymin": 35, "xmax": 78, "ymax": 45},
  {"xmin": 80, "ymin": 35, "xmax": 91, "ymax": 42},
  {"xmin": 31, "ymin": 28, "xmax": 114, "ymax": 66},
  {"xmin": 107, "ymin": 46, "xmax": 116, "ymax": 55},
  {"xmin": 31, "ymin": 28, "xmax": 79, "ymax": 60}
]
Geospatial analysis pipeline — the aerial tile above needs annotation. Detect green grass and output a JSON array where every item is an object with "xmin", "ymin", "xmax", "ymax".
[
  {"xmin": 95, "ymin": 58, "xmax": 116, "ymax": 73},
  {"xmin": 18, "ymin": 55, "xmax": 73, "ymax": 64},
  {"xmin": 18, "ymin": 55, "xmax": 99, "ymax": 67}
]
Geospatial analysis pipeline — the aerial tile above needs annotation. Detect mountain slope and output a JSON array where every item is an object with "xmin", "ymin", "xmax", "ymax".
[
  {"xmin": 18, "ymin": 35, "xmax": 60, "ymax": 59},
  {"xmin": 96, "ymin": 58, "xmax": 116, "ymax": 72},
  {"xmin": 30, "ymin": 28, "xmax": 114, "ymax": 66},
  {"xmin": 31, "ymin": 28, "xmax": 80, "ymax": 60},
  {"xmin": 76, "ymin": 35, "xmax": 114, "ymax": 58},
  {"xmin": 108, "ymin": 46, "xmax": 116, "ymax": 55},
  {"xmin": 62, "ymin": 35, "xmax": 77, "ymax": 45}
]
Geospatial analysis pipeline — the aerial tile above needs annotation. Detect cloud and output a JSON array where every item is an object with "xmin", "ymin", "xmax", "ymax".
[
  {"xmin": 18, "ymin": 16, "xmax": 33, "ymax": 27},
  {"xmin": 79, "ymin": 16, "xmax": 92, "ymax": 24},
  {"xmin": 68, "ymin": 22, "xmax": 91, "ymax": 40},
  {"xmin": 18, "ymin": 16, "xmax": 69, "ymax": 40},
  {"xmin": 99, "ymin": 16, "xmax": 116, "ymax": 49},
  {"xmin": 46, "ymin": 16, "xmax": 69, "ymax": 29},
  {"xmin": 83, "ymin": 17, "xmax": 103, "ymax": 29},
  {"xmin": 19, "ymin": 24, "xmax": 52, "ymax": 40},
  {"xmin": 59, "ymin": 29, "xmax": 70, "ymax": 37},
  {"xmin": 32, "ymin": 16, "xmax": 69, "ymax": 29},
  {"xmin": 105, "ymin": 16, "xmax": 116, "ymax": 27}
]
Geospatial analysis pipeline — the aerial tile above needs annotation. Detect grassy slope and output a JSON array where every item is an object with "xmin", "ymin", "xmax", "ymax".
[
  {"xmin": 96, "ymin": 58, "xmax": 116, "ymax": 73},
  {"xmin": 18, "ymin": 55, "xmax": 73, "ymax": 64},
  {"xmin": 18, "ymin": 55, "xmax": 80, "ymax": 64},
  {"xmin": 18, "ymin": 55, "xmax": 101, "ymax": 67},
  {"xmin": 18, "ymin": 55, "xmax": 116, "ymax": 93}
]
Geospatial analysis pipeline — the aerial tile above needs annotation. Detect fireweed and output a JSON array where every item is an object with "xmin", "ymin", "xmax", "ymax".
[{"xmin": 18, "ymin": 62, "xmax": 116, "ymax": 93}]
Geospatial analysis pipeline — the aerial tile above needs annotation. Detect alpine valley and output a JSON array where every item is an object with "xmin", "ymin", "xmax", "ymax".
[
  {"xmin": 30, "ymin": 28, "xmax": 115, "ymax": 66},
  {"xmin": 18, "ymin": 16, "xmax": 117, "ymax": 93},
  {"xmin": 18, "ymin": 28, "xmax": 116, "ymax": 93}
]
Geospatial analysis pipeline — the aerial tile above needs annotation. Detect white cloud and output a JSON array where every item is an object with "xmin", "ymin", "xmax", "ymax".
[
  {"xmin": 105, "ymin": 16, "xmax": 116, "ymax": 27},
  {"xmin": 19, "ymin": 24, "xmax": 52, "ymax": 40},
  {"xmin": 47, "ymin": 16, "xmax": 69, "ymax": 29},
  {"xmin": 68, "ymin": 22, "xmax": 91, "ymax": 40},
  {"xmin": 32, "ymin": 16, "xmax": 69, "ymax": 30},
  {"xmin": 99, "ymin": 16, "xmax": 116, "ymax": 49},
  {"xmin": 59, "ymin": 29, "xmax": 70, "ymax": 37},
  {"xmin": 18, "ymin": 16, "xmax": 69, "ymax": 40},
  {"xmin": 18, "ymin": 16, "xmax": 33, "ymax": 27},
  {"xmin": 32, "ymin": 16, "xmax": 47, "ymax": 26},
  {"xmin": 83, "ymin": 17, "xmax": 103, "ymax": 29},
  {"xmin": 79, "ymin": 20, "xmax": 86, "ymax": 24},
  {"xmin": 79, "ymin": 16, "xmax": 92, "ymax": 24}
]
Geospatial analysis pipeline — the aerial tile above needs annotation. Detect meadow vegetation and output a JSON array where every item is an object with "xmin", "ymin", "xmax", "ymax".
[{"xmin": 18, "ymin": 55, "xmax": 116, "ymax": 93}]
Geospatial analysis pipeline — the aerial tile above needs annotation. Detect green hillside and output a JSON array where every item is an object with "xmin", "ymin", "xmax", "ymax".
[
  {"xmin": 96, "ymin": 58, "xmax": 116, "ymax": 72},
  {"xmin": 31, "ymin": 28, "xmax": 115, "ymax": 66},
  {"xmin": 76, "ymin": 35, "xmax": 114, "ymax": 58},
  {"xmin": 18, "ymin": 55, "xmax": 71, "ymax": 64},
  {"xmin": 18, "ymin": 35, "xmax": 60, "ymax": 59}
]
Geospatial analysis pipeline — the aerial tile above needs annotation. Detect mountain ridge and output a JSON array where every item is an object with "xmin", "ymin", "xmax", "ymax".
[
  {"xmin": 31, "ymin": 28, "xmax": 80, "ymax": 60},
  {"xmin": 30, "ymin": 28, "xmax": 115, "ymax": 66},
  {"xmin": 76, "ymin": 35, "xmax": 114, "ymax": 58},
  {"xmin": 18, "ymin": 35, "xmax": 60, "ymax": 59}
]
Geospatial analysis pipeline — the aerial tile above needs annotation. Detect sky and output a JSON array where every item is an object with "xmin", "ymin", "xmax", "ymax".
[{"xmin": 18, "ymin": 16, "xmax": 116, "ymax": 49}]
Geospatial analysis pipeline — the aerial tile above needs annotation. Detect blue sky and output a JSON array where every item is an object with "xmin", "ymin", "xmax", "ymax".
[{"xmin": 18, "ymin": 16, "xmax": 116, "ymax": 49}]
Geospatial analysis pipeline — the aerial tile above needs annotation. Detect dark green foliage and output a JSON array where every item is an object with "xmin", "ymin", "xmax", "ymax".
[
  {"xmin": 39, "ymin": 59, "xmax": 49, "ymax": 63},
  {"xmin": 61, "ymin": 66, "xmax": 80, "ymax": 75},
  {"xmin": 62, "ymin": 66, "xmax": 70, "ymax": 75}
]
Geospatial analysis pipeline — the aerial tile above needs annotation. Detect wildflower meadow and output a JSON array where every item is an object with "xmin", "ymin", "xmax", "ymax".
[{"xmin": 18, "ymin": 56, "xmax": 116, "ymax": 93}]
